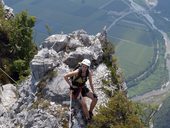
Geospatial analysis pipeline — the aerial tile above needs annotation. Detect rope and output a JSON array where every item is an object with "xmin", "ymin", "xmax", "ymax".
[
  {"xmin": 0, "ymin": 68, "xmax": 18, "ymax": 85},
  {"xmin": 69, "ymin": 90, "xmax": 73, "ymax": 128}
]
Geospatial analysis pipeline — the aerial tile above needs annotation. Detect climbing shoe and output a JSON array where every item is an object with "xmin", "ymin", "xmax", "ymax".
[
  {"xmin": 85, "ymin": 118, "xmax": 91, "ymax": 125},
  {"xmin": 89, "ymin": 111, "xmax": 93, "ymax": 119}
]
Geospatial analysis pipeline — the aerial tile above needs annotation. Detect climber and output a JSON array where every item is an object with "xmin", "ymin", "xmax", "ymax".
[{"xmin": 64, "ymin": 59, "xmax": 98, "ymax": 122}]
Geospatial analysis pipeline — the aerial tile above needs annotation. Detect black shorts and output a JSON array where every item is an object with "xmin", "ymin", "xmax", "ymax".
[{"xmin": 71, "ymin": 85, "xmax": 89, "ymax": 97}]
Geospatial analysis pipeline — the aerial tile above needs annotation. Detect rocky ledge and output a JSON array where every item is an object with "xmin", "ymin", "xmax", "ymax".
[{"xmin": 0, "ymin": 29, "xmax": 127, "ymax": 128}]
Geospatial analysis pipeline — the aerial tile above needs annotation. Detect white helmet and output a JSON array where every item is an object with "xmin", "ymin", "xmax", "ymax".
[{"xmin": 81, "ymin": 59, "xmax": 91, "ymax": 67}]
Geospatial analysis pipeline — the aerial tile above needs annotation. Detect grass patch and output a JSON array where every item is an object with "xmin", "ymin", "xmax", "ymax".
[{"xmin": 108, "ymin": 18, "xmax": 154, "ymax": 80}]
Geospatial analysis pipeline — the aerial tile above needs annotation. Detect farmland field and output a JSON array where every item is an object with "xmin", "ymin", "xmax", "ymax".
[{"xmin": 115, "ymin": 41, "xmax": 154, "ymax": 78}]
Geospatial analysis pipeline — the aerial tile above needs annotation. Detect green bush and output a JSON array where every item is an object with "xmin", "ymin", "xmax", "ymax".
[
  {"xmin": 0, "ymin": 7, "xmax": 37, "ymax": 84},
  {"xmin": 12, "ymin": 59, "xmax": 26, "ymax": 73},
  {"xmin": 102, "ymin": 41, "xmax": 115, "ymax": 67},
  {"xmin": 88, "ymin": 92, "xmax": 144, "ymax": 128}
]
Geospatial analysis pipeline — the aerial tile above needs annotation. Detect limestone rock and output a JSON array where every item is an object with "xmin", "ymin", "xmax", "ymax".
[{"xmin": 0, "ymin": 29, "xmax": 127, "ymax": 128}]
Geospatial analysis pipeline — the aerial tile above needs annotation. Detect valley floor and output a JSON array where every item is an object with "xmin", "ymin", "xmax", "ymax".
[
  {"xmin": 131, "ymin": 34, "xmax": 170, "ymax": 104},
  {"xmin": 131, "ymin": 81, "xmax": 170, "ymax": 104}
]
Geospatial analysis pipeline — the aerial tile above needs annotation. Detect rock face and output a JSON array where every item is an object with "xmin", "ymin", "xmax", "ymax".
[
  {"xmin": 0, "ymin": 84, "xmax": 17, "ymax": 111},
  {"xmin": 30, "ymin": 29, "xmax": 105, "ymax": 82},
  {"xmin": 0, "ymin": 29, "xmax": 127, "ymax": 128},
  {"xmin": 0, "ymin": 0, "xmax": 14, "ymax": 20}
]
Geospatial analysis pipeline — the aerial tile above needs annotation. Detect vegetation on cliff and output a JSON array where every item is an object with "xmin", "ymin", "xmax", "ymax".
[
  {"xmin": 88, "ymin": 92, "xmax": 145, "ymax": 128},
  {"xmin": 0, "ymin": 5, "xmax": 37, "ymax": 84}
]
